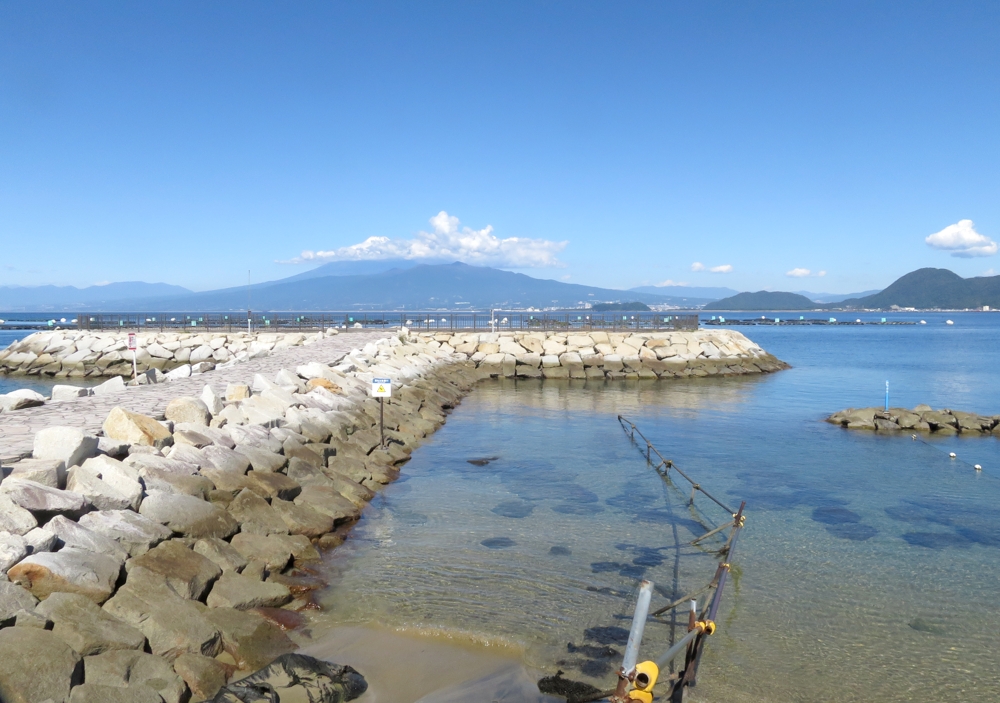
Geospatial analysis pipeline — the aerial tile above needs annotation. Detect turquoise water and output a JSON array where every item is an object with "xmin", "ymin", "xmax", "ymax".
[{"xmin": 317, "ymin": 311, "xmax": 1000, "ymax": 702}]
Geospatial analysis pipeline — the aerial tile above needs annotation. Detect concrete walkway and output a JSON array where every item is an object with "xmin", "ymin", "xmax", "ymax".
[{"xmin": 0, "ymin": 330, "xmax": 388, "ymax": 463}]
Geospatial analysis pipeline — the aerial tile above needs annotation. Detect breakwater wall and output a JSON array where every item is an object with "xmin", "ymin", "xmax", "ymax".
[
  {"xmin": 828, "ymin": 406, "xmax": 1000, "ymax": 434},
  {"xmin": 0, "ymin": 330, "xmax": 333, "ymax": 379},
  {"xmin": 413, "ymin": 328, "xmax": 788, "ymax": 378}
]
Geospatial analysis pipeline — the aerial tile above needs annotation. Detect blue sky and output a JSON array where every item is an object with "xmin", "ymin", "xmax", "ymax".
[{"xmin": 2, "ymin": 1, "xmax": 998, "ymax": 294}]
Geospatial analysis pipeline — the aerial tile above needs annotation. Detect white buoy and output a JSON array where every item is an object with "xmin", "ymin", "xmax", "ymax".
[
  {"xmin": 949, "ymin": 452, "xmax": 957, "ymax": 458},
  {"xmin": 856, "ymin": 319, "xmax": 861, "ymax": 323},
  {"xmin": 946, "ymin": 320, "xmax": 954, "ymax": 325},
  {"xmin": 920, "ymin": 320, "xmax": 926, "ymax": 324},
  {"xmin": 974, "ymin": 464, "xmax": 982, "ymax": 471}
]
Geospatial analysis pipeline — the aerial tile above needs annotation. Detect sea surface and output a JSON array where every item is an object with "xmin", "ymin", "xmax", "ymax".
[{"xmin": 310, "ymin": 311, "xmax": 1000, "ymax": 702}]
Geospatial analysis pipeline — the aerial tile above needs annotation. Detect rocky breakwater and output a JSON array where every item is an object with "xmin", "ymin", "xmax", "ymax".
[
  {"xmin": 417, "ymin": 328, "xmax": 788, "ymax": 379},
  {"xmin": 0, "ymin": 332, "xmax": 478, "ymax": 702},
  {"xmin": 828, "ymin": 405, "xmax": 1000, "ymax": 435},
  {"xmin": 0, "ymin": 329, "xmax": 338, "ymax": 381}
]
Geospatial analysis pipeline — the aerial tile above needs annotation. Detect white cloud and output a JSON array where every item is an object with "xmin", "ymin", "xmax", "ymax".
[
  {"xmin": 282, "ymin": 211, "xmax": 567, "ymax": 268},
  {"xmin": 655, "ymin": 279, "xmax": 688, "ymax": 287},
  {"xmin": 981, "ymin": 268, "xmax": 996, "ymax": 277},
  {"xmin": 93, "ymin": 281, "xmax": 111, "ymax": 286},
  {"xmin": 786, "ymin": 268, "xmax": 826, "ymax": 278},
  {"xmin": 692, "ymin": 262, "xmax": 733, "ymax": 274},
  {"xmin": 925, "ymin": 219, "xmax": 997, "ymax": 258}
]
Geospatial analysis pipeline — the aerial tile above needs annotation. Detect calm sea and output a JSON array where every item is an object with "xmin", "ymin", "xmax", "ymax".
[{"xmin": 312, "ymin": 311, "xmax": 1000, "ymax": 702}]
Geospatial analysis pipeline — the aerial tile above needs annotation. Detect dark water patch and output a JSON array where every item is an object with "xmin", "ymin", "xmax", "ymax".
[
  {"xmin": 567, "ymin": 643, "xmax": 619, "ymax": 658},
  {"xmin": 549, "ymin": 546, "xmax": 572, "ymax": 556},
  {"xmin": 908, "ymin": 617, "xmax": 948, "ymax": 635},
  {"xmin": 606, "ymin": 492, "xmax": 659, "ymax": 509},
  {"xmin": 537, "ymin": 671, "xmax": 603, "ymax": 703},
  {"xmin": 590, "ymin": 561, "xmax": 628, "ymax": 573},
  {"xmin": 617, "ymin": 564, "xmax": 646, "ymax": 579},
  {"xmin": 390, "ymin": 509, "xmax": 427, "ymax": 525},
  {"xmin": 632, "ymin": 553, "xmax": 665, "ymax": 567},
  {"xmin": 901, "ymin": 532, "xmax": 971, "ymax": 549},
  {"xmin": 578, "ymin": 658, "xmax": 614, "ymax": 677},
  {"xmin": 467, "ymin": 456, "xmax": 500, "ymax": 466},
  {"xmin": 491, "ymin": 501, "xmax": 534, "ymax": 518},
  {"xmin": 955, "ymin": 526, "xmax": 1000, "ymax": 547},
  {"xmin": 812, "ymin": 507, "xmax": 862, "ymax": 525},
  {"xmin": 481, "ymin": 537, "xmax": 516, "ymax": 549},
  {"xmin": 583, "ymin": 625, "xmax": 630, "ymax": 645},
  {"xmin": 552, "ymin": 501, "xmax": 604, "ymax": 515},
  {"xmin": 825, "ymin": 523, "xmax": 878, "ymax": 541},
  {"xmin": 731, "ymin": 471, "xmax": 848, "ymax": 512}
]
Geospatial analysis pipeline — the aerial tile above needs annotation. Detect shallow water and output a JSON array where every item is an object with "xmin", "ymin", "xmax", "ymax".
[
  {"xmin": 315, "ymin": 312, "xmax": 1000, "ymax": 701},
  {"xmin": 0, "ymin": 329, "xmax": 100, "ymax": 395}
]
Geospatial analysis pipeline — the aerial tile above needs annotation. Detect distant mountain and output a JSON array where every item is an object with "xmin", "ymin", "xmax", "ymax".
[
  {"xmin": 703, "ymin": 291, "xmax": 820, "ymax": 311},
  {"xmin": 123, "ymin": 262, "xmax": 695, "ymax": 311},
  {"xmin": 838, "ymin": 268, "xmax": 1000, "ymax": 309},
  {"xmin": 793, "ymin": 289, "xmax": 881, "ymax": 303},
  {"xmin": 629, "ymin": 285, "xmax": 738, "ymax": 300},
  {"xmin": 271, "ymin": 259, "xmax": 426, "ymax": 284},
  {"xmin": 0, "ymin": 282, "xmax": 192, "ymax": 312}
]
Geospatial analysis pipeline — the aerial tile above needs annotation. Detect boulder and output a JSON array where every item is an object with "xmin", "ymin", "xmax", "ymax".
[
  {"xmin": 46, "ymin": 516, "xmax": 128, "ymax": 564},
  {"xmin": 225, "ymin": 383, "xmax": 251, "ymax": 402},
  {"xmin": 173, "ymin": 652, "xmax": 229, "ymax": 701},
  {"xmin": 78, "ymin": 510, "xmax": 172, "ymax": 558},
  {"xmin": 139, "ymin": 491, "xmax": 239, "ymax": 539},
  {"xmin": 36, "ymin": 592, "xmax": 146, "ymax": 656},
  {"xmin": 140, "ymin": 467, "xmax": 214, "ymax": 499},
  {"xmin": 23, "ymin": 526, "xmax": 57, "ymax": 554},
  {"xmin": 201, "ymin": 385, "xmax": 225, "ymax": 416},
  {"xmin": 227, "ymin": 489, "xmax": 288, "ymax": 536},
  {"xmin": 174, "ymin": 428, "xmax": 214, "ymax": 448},
  {"xmin": 194, "ymin": 537, "xmax": 249, "ymax": 574},
  {"xmin": 126, "ymin": 452, "xmax": 199, "ymax": 476},
  {"xmin": 202, "ymin": 445, "xmax": 252, "ymax": 474},
  {"xmin": 130, "ymin": 540, "xmax": 222, "ymax": 600},
  {"xmin": 97, "ymin": 436, "xmax": 130, "ymax": 459},
  {"xmin": 69, "ymin": 683, "xmax": 164, "ymax": 703},
  {"xmin": 84, "ymin": 650, "xmax": 188, "ymax": 703},
  {"xmin": 244, "ymin": 471, "xmax": 301, "ymax": 502},
  {"xmin": 32, "ymin": 427, "xmax": 99, "ymax": 468},
  {"xmin": 307, "ymin": 377, "xmax": 342, "ymax": 393},
  {"xmin": 233, "ymin": 445, "xmax": 287, "ymax": 473},
  {"xmin": 0, "ymin": 580, "xmax": 38, "ymax": 624},
  {"xmin": 271, "ymin": 498, "xmax": 334, "ymax": 538},
  {"xmin": 0, "ymin": 627, "xmax": 83, "ymax": 703},
  {"xmin": 77, "ymin": 456, "xmax": 143, "ymax": 510},
  {"xmin": 65, "ymin": 466, "xmax": 137, "ymax": 512},
  {"xmin": 213, "ymin": 653, "xmax": 367, "ymax": 703},
  {"xmin": 103, "ymin": 567, "xmax": 223, "ymax": 659},
  {"xmin": 206, "ymin": 572, "xmax": 292, "ymax": 610},
  {"xmin": 103, "ymin": 407, "xmax": 173, "ymax": 448},
  {"xmin": 202, "ymin": 607, "xmax": 297, "ymax": 671},
  {"xmin": 8, "ymin": 547, "xmax": 122, "ymax": 603},
  {"xmin": 92, "ymin": 376, "xmax": 127, "ymax": 396},
  {"xmin": 229, "ymin": 534, "xmax": 293, "ymax": 572},
  {"xmin": 0, "ymin": 532, "xmax": 28, "ymax": 573},
  {"xmin": 0, "ymin": 493, "xmax": 37, "ymax": 535},
  {"xmin": 293, "ymin": 486, "xmax": 360, "ymax": 526},
  {"xmin": 165, "ymin": 364, "xmax": 193, "ymax": 380},
  {"xmin": 0, "ymin": 478, "xmax": 89, "ymax": 518},
  {"xmin": 165, "ymin": 397, "xmax": 211, "ymax": 427},
  {"xmin": 175, "ymin": 423, "xmax": 236, "ymax": 449},
  {"xmin": 6, "ymin": 458, "xmax": 67, "ymax": 489},
  {"xmin": 167, "ymin": 442, "xmax": 207, "ymax": 466},
  {"xmin": 0, "ymin": 390, "xmax": 45, "ymax": 412},
  {"xmin": 921, "ymin": 411, "xmax": 958, "ymax": 429}
]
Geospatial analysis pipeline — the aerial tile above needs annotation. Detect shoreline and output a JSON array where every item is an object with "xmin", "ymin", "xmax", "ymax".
[{"xmin": 0, "ymin": 328, "xmax": 786, "ymax": 702}]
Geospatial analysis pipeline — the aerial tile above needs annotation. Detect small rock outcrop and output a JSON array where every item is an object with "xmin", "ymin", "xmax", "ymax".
[
  {"xmin": 828, "ymin": 406, "xmax": 1000, "ymax": 434},
  {"xmin": 211, "ymin": 653, "xmax": 367, "ymax": 703}
]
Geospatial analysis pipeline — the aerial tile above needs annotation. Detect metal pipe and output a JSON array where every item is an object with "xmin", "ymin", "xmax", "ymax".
[
  {"xmin": 654, "ymin": 627, "xmax": 702, "ymax": 670},
  {"xmin": 621, "ymin": 580, "xmax": 654, "ymax": 676}
]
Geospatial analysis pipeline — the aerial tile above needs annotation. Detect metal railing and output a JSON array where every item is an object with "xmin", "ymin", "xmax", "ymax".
[{"xmin": 73, "ymin": 311, "xmax": 699, "ymax": 332}]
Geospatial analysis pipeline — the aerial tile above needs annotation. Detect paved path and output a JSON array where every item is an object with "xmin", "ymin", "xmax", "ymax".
[{"xmin": 0, "ymin": 330, "xmax": 388, "ymax": 463}]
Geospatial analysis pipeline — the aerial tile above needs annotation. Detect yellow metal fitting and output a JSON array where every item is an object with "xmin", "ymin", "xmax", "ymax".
[
  {"xmin": 695, "ymin": 620, "xmax": 716, "ymax": 635},
  {"xmin": 633, "ymin": 660, "xmax": 659, "ymax": 691},
  {"xmin": 628, "ymin": 691, "xmax": 653, "ymax": 703},
  {"xmin": 736, "ymin": 515, "xmax": 746, "ymax": 527}
]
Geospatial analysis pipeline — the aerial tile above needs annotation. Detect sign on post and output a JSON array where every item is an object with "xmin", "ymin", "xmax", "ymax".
[
  {"xmin": 371, "ymin": 378, "xmax": 392, "ymax": 397},
  {"xmin": 128, "ymin": 332, "xmax": 138, "ymax": 380},
  {"xmin": 128, "ymin": 333, "xmax": 137, "ymax": 350}
]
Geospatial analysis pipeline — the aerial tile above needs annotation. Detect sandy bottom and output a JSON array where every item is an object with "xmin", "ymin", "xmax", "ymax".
[{"xmin": 295, "ymin": 624, "xmax": 563, "ymax": 703}]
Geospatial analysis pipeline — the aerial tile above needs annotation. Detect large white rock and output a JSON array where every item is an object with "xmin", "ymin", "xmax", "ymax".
[
  {"xmin": 0, "ymin": 390, "xmax": 45, "ymax": 412},
  {"xmin": 46, "ymin": 516, "xmax": 128, "ymax": 564},
  {"xmin": 66, "ymin": 463, "xmax": 141, "ymax": 512},
  {"xmin": 189, "ymin": 345, "xmax": 215, "ymax": 363},
  {"xmin": 92, "ymin": 376, "xmax": 127, "ymax": 396},
  {"xmin": 165, "ymin": 397, "xmax": 211, "ymax": 426},
  {"xmin": 32, "ymin": 427, "xmax": 99, "ymax": 468},
  {"xmin": 0, "ymin": 494, "xmax": 37, "ymax": 536},
  {"xmin": 50, "ymin": 385, "xmax": 91, "ymax": 401},
  {"xmin": 78, "ymin": 510, "xmax": 172, "ymax": 558},
  {"xmin": 165, "ymin": 364, "xmax": 192, "ymax": 380},
  {"xmin": 0, "ymin": 478, "xmax": 89, "ymax": 516},
  {"xmin": 6, "ymin": 458, "xmax": 66, "ymax": 489},
  {"xmin": 200, "ymin": 385, "xmax": 224, "ymax": 416},
  {"xmin": 0, "ymin": 532, "xmax": 28, "ymax": 573},
  {"xmin": 23, "ymin": 526, "xmax": 57, "ymax": 554}
]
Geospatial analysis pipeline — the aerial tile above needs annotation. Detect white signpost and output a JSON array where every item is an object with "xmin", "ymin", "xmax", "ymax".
[
  {"xmin": 371, "ymin": 378, "xmax": 392, "ymax": 448},
  {"xmin": 128, "ymin": 333, "xmax": 138, "ymax": 380}
]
